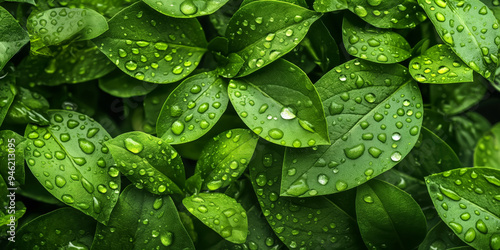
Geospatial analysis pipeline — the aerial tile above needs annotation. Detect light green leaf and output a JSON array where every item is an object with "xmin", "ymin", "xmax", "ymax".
[
  {"xmin": 183, "ymin": 192, "xmax": 248, "ymax": 244},
  {"xmin": 91, "ymin": 185, "xmax": 195, "ymax": 249},
  {"xmin": 282, "ymin": 59, "xmax": 423, "ymax": 197},
  {"xmin": 347, "ymin": 0, "xmax": 427, "ymax": 29},
  {"xmin": 0, "ymin": 7, "xmax": 29, "ymax": 71},
  {"xmin": 418, "ymin": 221, "xmax": 468, "ymax": 250},
  {"xmin": 0, "ymin": 130, "xmax": 27, "ymax": 186},
  {"xmin": 156, "ymin": 71, "xmax": 229, "ymax": 144},
  {"xmin": 24, "ymin": 110, "xmax": 120, "ymax": 224},
  {"xmin": 226, "ymin": 0, "xmax": 321, "ymax": 77},
  {"xmin": 314, "ymin": 0, "xmax": 348, "ymax": 12},
  {"xmin": 425, "ymin": 167, "xmax": 500, "ymax": 250},
  {"xmin": 196, "ymin": 129, "xmax": 258, "ymax": 191},
  {"xmin": 356, "ymin": 179, "xmax": 427, "ymax": 249},
  {"xmin": 8, "ymin": 208, "xmax": 96, "ymax": 250},
  {"xmin": 417, "ymin": 0, "xmax": 500, "ymax": 82},
  {"xmin": 249, "ymin": 141, "xmax": 365, "ymax": 249},
  {"xmin": 343, "ymin": 14, "xmax": 412, "ymax": 64},
  {"xmin": 98, "ymin": 70, "xmax": 157, "ymax": 98},
  {"xmin": 105, "ymin": 131, "xmax": 185, "ymax": 195},
  {"xmin": 430, "ymin": 80, "xmax": 487, "ymax": 115},
  {"xmin": 6, "ymin": 87, "xmax": 50, "ymax": 125},
  {"xmin": 474, "ymin": 123, "xmax": 500, "ymax": 168},
  {"xmin": 93, "ymin": 1, "xmax": 208, "ymax": 84},
  {"xmin": 144, "ymin": 0, "xmax": 230, "ymax": 18},
  {"xmin": 228, "ymin": 59, "xmax": 330, "ymax": 148},
  {"xmin": 27, "ymin": 8, "xmax": 108, "ymax": 55},
  {"xmin": 410, "ymin": 44, "xmax": 474, "ymax": 84},
  {"xmin": 0, "ymin": 72, "xmax": 16, "ymax": 126}
]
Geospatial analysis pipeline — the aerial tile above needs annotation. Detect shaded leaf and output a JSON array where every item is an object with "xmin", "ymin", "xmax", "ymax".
[
  {"xmin": 303, "ymin": 19, "xmax": 340, "ymax": 72},
  {"xmin": 0, "ymin": 72, "xmax": 16, "ymax": 126},
  {"xmin": 209, "ymin": 0, "xmax": 243, "ymax": 36},
  {"xmin": 143, "ymin": 84, "xmax": 177, "ymax": 133},
  {"xmin": 98, "ymin": 70, "xmax": 157, "ymax": 98},
  {"xmin": 0, "ymin": 130, "xmax": 27, "ymax": 186},
  {"xmin": 474, "ymin": 123, "xmax": 500, "ymax": 168},
  {"xmin": 6, "ymin": 87, "xmax": 49, "ymax": 125},
  {"xmin": 144, "ymin": 0, "xmax": 230, "ymax": 18},
  {"xmin": 33, "ymin": 0, "xmax": 139, "ymax": 18},
  {"xmin": 430, "ymin": 80, "xmax": 487, "ymax": 115},
  {"xmin": 418, "ymin": 221, "xmax": 468, "ymax": 250},
  {"xmin": 0, "ymin": 7, "xmax": 29, "ymax": 71},
  {"xmin": 314, "ymin": 0, "xmax": 348, "ymax": 12}
]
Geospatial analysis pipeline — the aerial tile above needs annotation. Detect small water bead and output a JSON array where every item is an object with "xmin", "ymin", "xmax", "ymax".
[
  {"xmin": 268, "ymin": 128, "xmax": 284, "ymax": 140},
  {"xmin": 392, "ymin": 132, "xmax": 401, "ymax": 141},
  {"xmin": 317, "ymin": 174, "xmax": 329, "ymax": 185},
  {"xmin": 390, "ymin": 151, "xmax": 402, "ymax": 162},
  {"xmin": 125, "ymin": 61, "xmax": 137, "ymax": 71}
]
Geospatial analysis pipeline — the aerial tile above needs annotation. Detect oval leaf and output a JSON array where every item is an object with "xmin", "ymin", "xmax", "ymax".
[
  {"xmin": 183, "ymin": 192, "xmax": 248, "ymax": 244},
  {"xmin": 144, "ymin": 0, "xmax": 230, "ymax": 18},
  {"xmin": 474, "ymin": 123, "xmax": 500, "ymax": 168},
  {"xmin": 24, "ymin": 110, "xmax": 120, "ymax": 224},
  {"xmin": 196, "ymin": 129, "xmax": 258, "ymax": 191},
  {"xmin": 0, "ymin": 7, "xmax": 29, "ymax": 71},
  {"xmin": 93, "ymin": 1, "xmax": 208, "ymax": 84},
  {"xmin": 156, "ymin": 71, "xmax": 229, "ymax": 144},
  {"xmin": 282, "ymin": 59, "xmax": 424, "ymax": 197},
  {"xmin": 226, "ymin": 0, "xmax": 321, "ymax": 77},
  {"xmin": 105, "ymin": 131, "xmax": 185, "ymax": 195},
  {"xmin": 417, "ymin": 0, "xmax": 500, "ymax": 82},
  {"xmin": 92, "ymin": 185, "xmax": 195, "ymax": 249},
  {"xmin": 356, "ymin": 179, "xmax": 427, "ymax": 249},
  {"xmin": 425, "ymin": 167, "xmax": 500, "ymax": 250},
  {"xmin": 343, "ymin": 14, "xmax": 412, "ymax": 64},
  {"xmin": 228, "ymin": 59, "xmax": 330, "ymax": 148}
]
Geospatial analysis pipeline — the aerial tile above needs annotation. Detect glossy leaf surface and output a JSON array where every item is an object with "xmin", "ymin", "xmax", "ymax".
[
  {"xmin": 98, "ymin": 70, "xmax": 157, "ymax": 98},
  {"xmin": 474, "ymin": 123, "xmax": 500, "ymax": 168},
  {"xmin": 418, "ymin": 221, "xmax": 468, "ymax": 250},
  {"xmin": 314, "ymin": 0, "xmax": 348, "ymax": 12},
  {"xmin": 0, "ymin": 7, "xmax": 29, "ymax": 71},
  {"xmin": 144, "ymin": 0, "xmax": 230, "ymax": 18},
  {"xmin": 228, "ymin": 59, "xmax": 330, "ymax": 148},
  {"xmin": 283, "ymin": 59, "xmax": 423, "ymax": 197},
  {"xmin": 0, "ymin": 130, "xmax": 27, "ymax": 186},
  {"xmin": 0, "ymin": 73, "xmax": 16, "ymax": 126},
  {"xmin": 430, "ymin": 80, "xmax": 487, "ymax": 115},
  {"xmin": 6, "ymin": 87, "xmax": 49, "ymax": 125}
]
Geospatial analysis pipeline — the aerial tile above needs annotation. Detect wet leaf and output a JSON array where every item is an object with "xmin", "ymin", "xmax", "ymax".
[
  {"xmin": 92, "ymin": 185, "xmax": 195, "ymax": 249},
  {"xmin": 343, "ymin": 14, "xmax": 412, "ymax": 64},
  {"xmin": 425, "ymin": 167, "xmax": 500, "ymax": 250},
  {"xmin": 356, "ymin": 179, "xmax": 427, "ymax": 249},
  {"xmin": 474, "ymin": 123, "xmax": 500, "ymax": 168},
  {"xmin": 228, "ymin": 59, "xmax": 330, "ymax": 148},
  {"xmin": 98, "ymin": 70, "xmax": 157, "ymax": 98},
  {"xmin": 376, "ymin": 169, "xmax": 430, "ymax": 205},
  {"xmin": 156, "ymin": 71, "xmax": 229, "ymax": 144},
  {"xmin": 209, "ymin": 0, "xmax": 243, "ymax": 36},
  {"xmin": 303, "ymin": 20, "xmax": 340, "ymax": 73},
  {"xmin": 283, "ymin": 59, "xmax": 423, "ymax": 197},
  {"xmin": 183, "ymin": 192, "xmax": 248, "ymax": 244},
  {"xmin": 93, "ymin": 1, "xmax": 208, "ymax": 84},
  {"xmin": 249, "ymin": 141, "xmax": 365, "ymax": 249},
  {"xmin": 418, "ymin": 0, "xmax": 500, "ymax": 82},
  {"xmin": 196, "ymin": 129, "xmax": 258, "ymax": 191},
  {"xmin": 24, "ymin": 110, "xmax": 120, "ymax": 224},
  {"xmin": 105, "ymin": 131, "xmax": 185, "ymax": 195},
  {"xmin": 143, "ymin": 84, "xmax": 177, "ymax": 133},
  {"xmin": 144, "ymin": 0, "xmax": 230, "ymax": 18},
  {"xmin": 33, "ymin": 0, "xmax": 139, "ymax": 19},
  {"xmin": 0, "ymin": 73, "xmax": 16, "ymax": 126},
  {"xmin": 314, "ymin": 0, "xmax": 348, "ymax": 12},
  {"xmin": 418, "ymin": 221, "xmax": 468, "ymax": 250},
  {"xmin": 0, "ymin": 130, "xmax": 27, "ymax": 186},
  {"xmin": 430, "ymin": 80, "xmax": 487, "ymax": 115},
  {"xmin": 6, "ymin": 87, "xmax": 50, "ymax": 125},
  {"xmin": 226, "ymin": 0, "xmax": 321, "ymax": 77},
  {"xmin": 0, "ymin": 7, "xmax": 29, "ymax": 71}
]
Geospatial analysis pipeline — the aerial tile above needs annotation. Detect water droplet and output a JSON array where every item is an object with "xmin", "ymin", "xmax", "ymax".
[
  {"xmin": 390, "ymin": 151, "xmax": 402, "ymax": 162},
  {"xmin": 344, "ymin": 144, "xmax": 365, "ymax": 159},
  {"xmin": 78, "ymin": 139, "xmax": 95, "ymax": 154},
  {"xmin": 354, "ymin": 6, "xmax": 368, "ymax": 17},
  {"xmin": 439, "ymin": 185, "xmax": 461, "ymax": 201},
  {"xmin": 317, "ymin": 174, "xmax": 329, "ymax": 185},
  {"xmin": 125, "ymin": 61, "xmax": 138, "ymax": 71},
  {"xmin": 335, "ymin": 181, "xmax": 347, "ymax": 191},
  {"xmin": 180, "ymin": 1, "xmax": 197, "ymax": 15},
  {"xmin": 287, "ymin": 177, "xmax": 309, "ymax": 196},
  {"xmin": 55, "ymin": 175, "xmax": 66, "ymax": 188},
  {"xmin": 280, "ymin": 107, "xmax": 296, "ymax": 120},
  {"xmin": 124, "ymin": 138, "xmax": 143, "ymax": 154},
  {"xmin": 171, "ymin": 121, "xmax": 185, "ymax": 135},
  {"xmin": 268, "ymin": 128, "xmax": 284, "ymax": 140},
  {"xmin": 160, "ymin": 231, "xmax": 173, "ymax": 246},
  {"xmin": 61, "ymin": 194, "xmax": 74, "ymax": 204},
  {"xmin": 464, "ymin": 228, "xmax": 476, "ymax": 242},
  {"xmin": 329, "ymin": 102, "xmax": 344, "ymax": 115},
  {"xmin": 363, "ymin": 195, "xmax": 374, "ymax": 203}
]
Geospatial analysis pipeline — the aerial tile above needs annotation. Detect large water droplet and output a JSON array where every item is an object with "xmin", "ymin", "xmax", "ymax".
[
  {"xmin": 344, "ymin": 144, "xmax": 365, "ymax": 159},
  {"xmin": 124, "ymin": 138, "xmax": 143, "ymax": 154},
  {"xmin": 280, "ymin": 107, "xmax": 296, "ymax": 120},
  {"xmin": 78, "ymin": 139, "xmax": 95, "ymax": 154},
  {"xmin": 180, "ymin": 1, "xmax": 197, "ymax": 15}
]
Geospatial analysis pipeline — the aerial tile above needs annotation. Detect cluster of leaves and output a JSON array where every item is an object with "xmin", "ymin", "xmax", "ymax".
[{"xmin": 0, "ymin": 0, "xmax": 500, "ymax": 249}]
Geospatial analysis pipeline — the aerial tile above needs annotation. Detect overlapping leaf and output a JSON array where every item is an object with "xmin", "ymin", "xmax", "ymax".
[
  {"xmin": 0, "ymin": 130, "xmax": 27, "ymax": 186},
  {"xmin": 144, "ymin": 0, "xmax": 230, "ymax": 18},
  {"xmin": 98, "ymin": 70, "xmax": 157, "ymax": 98},
  {"xmin": 474, "ymin": 123, "xmax": 500, "ymax": 168},
  {"xmin": 314, "ymin": 0, "xmax": 348, "ymax": 12},
  {"xmin": 0, "ymin": 7, "xmax": 29, "ymax": 71},
  {"xmin": 303, "ymin": 20, "xmax": 340, "ymax": 73},
  {"xmin": 6, "ymin": 87, "xmax": 49, "ymax": 125},
  {"xmin": 0, "ymin": 72, "xmax": 16, "ymax": 126},
  {"xmin": 282, "ymin": 59, "xmax": 423, "ymax": 197},
  {"xmin": 430, "ymin": 80, "xmax": 487, "ymax": 115},
  {"xmin": 418, "ymin": 221, "xmax": 468, "ymax": 250}
]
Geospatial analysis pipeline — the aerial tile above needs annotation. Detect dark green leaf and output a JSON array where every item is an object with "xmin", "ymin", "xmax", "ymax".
[
  {"xmin": 6, "ymin": 87, "xmax": 49, "ymax": 125},
  {"xmin": 417, "ymin": 0, "xmax": 500, "ymax": 82},
  {"xmin": 425, "ymin": 167, "xmax": 500, "ymax": 249},
  {"xmin": 356, "ymin": 179, "xmax": 427, "ymax": 249},
  {"xmin": 481, "ymin": 0, "xmax": 500, "ymax": 20},
  {"xmin": 105, "ymin": 131, "xmax": 185, "ymax": 195},
  {"xmin": 17, "ymin": 169, "xmax": 62, "ymax": 205},
  {"xmin": 249, "ymin": 141, "xmax": 364, "ymax": 249},
  {"xmin": 0, "ymin": 175, "xmax": 26, "ymax": 228},
  {"xmin": 0, "ymin": 6, "xmax": 29, "ymax": 71},
  {"xmin": 343, "ymin": 14, "xmax": 412, "ymax": 64},
  {"xmin": 0, "ymin": 73, "xmax": 16, "ymax": 126},
  {"xmin": 2, "ymin": 0, "xmax": 35, "ymax": 4},
  {"xmin": 144, "ymin": 0, "xmax": 230, "ymax": 18},
  {"xmin": 93, "ymin": 1, "xmax": 208, "ymax": 84},
  {"xmin": 143, "ymin": 84, "xmax": 177, "ymax": 133},
  {"xmin": 474, "ymin": 123, "xmax": 500, "ymax": 168},
  {"xmin": 183, "ymin": 192, "xmax": 248, "ymax": 244},
  {"xmin": 92, "ymin": 185, "xmax": 195, "ymax": 249},
  {"xmin": 196, "ymin": 129, "xmax": 258, "ymax": 191},
  {"xmin": 314, "ymin": 0, "xmax": 348, "ymax": 12},
  {"xmin": 418, "ymin": 221, "xmax": 468, "ymax": 250},
  {"xmin": 209, "ymin": 0, "xmax": 243, "ymax": 36},
  {"xmin": 376, "ymin": 169, "xmax": 430, "ymax": 205},
  {"xmin": 156, "ymin": 71, "xmax": 229, "ymax": 144},
  {"xmin": 430, "ymin": 80, "xmax": 487, "ymax": 115},
  {"xmin": 98, "ymin": 70, "xmax": 157, "ymax": 98},
  {"xmin": 303, "ymin": 20, "xmax": 340, "ymax": 72},
  {"xmin": 283, "ymin": 59, "xmax": 423, "ymax": 197},
  {"xmin": 33, "ymin": 0, "xmax": 139, "ymax": 18},
  {"xmin": 24, "ymin": 110, "xmax": 120, "ymax": 224},
  {"xmin": 0, "ymin": 130, "xmax": 27, "ymax": 186},
  {"xmin": 228, "ymin": 59, "xmax": 330, "ymax": 148},
  {"xmin": 226, "ymin": 0, "xmax": 321, "ymax": 77}
]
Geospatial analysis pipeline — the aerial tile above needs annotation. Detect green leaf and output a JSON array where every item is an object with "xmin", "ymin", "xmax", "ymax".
[
  {"xmin": 143, "ymin": 84, "xmax": 177, "ymax": 133},
  {"xmin": 16, "ymin": 41, "xmax": 116, "ymax": 86},
  {"xmin": 98, "ymin": 70, "xmax": 157, "ymax": 98},
  {"xmin": 425, "ymin": 167, "xmax": 500, "ymax": 250},
  {"xmin": 342, "ymin": 14, "xmax": 412, "ymax": 64},
  {"xmin": 93, "ymin": 1, "xmax": 208, "ymax": 84},
  {"xmin": 0, "ymin": 73, "xmax": 16, "ymax": 126},
  {"xmin": 417, "ymin": 0, "xmax": 500, "ymax": 82},
  {"xmin": 183, "ymin": 192, "xmax": 248, "ymax": 244},
  {"xmin": 481, "ymin": 0, "xmax": 500, "ymax": 20},
  {"xmin": 282, "ymin": 59, "xmax": 424, "ymax": 197},
  {"xmin": 27, "ymin": 8, "xmax": 108, "ymax": 55},
  {"xmin": 34, "ymin": 0, "xmax": 139, "ymax": 18},
  {"xmin": 17, "ymin": 169, "xmax": 62, "ymax": 205},
  {"xmin": 249, "ymin": 141, "xmax": 365, "ymax": 249},
  {"xmin": 226, "ymin": 0, "xmax": 321, "ymax": 77},
  {"xmin": 418, "ymin": 221, "xmax": 468, "ymax": 250},
  {"xmin": 376, "ymin": 169, "xmax": 430, "ymax": 205},
  {"xmin": 9, "ymin": 207, "xmax": 96, "ymax": 250},
  {"xmin": 303, "ymin": 20, "xmax": 340, "ymax": 73},
  {"xmin": 6, "ymin": 87, "xmax": 50, "ymax": 125},
  {"xmin": 356, "ymin": 179, "xmax": 427, "ymax": 249},
  {"xmin": 196, "ymin": 129, "xmax": 258, "ymax": 191},
  {"xmin": 156, "ymin": 71, "xmax": 229, "ymax": 144},
  {"xmin": 0, "ymin": 7, "xmax": 29, "ymax": 71},
  {"xmin": 314, "ymin": 0, "xmax": 348, "ymax": 12},
  {"xmin": 105, "ymin": 131, "xmax": 185, "ymax": 195},
  {"xmin": 228, "ymin": 59, "xmax": 330, "ymax": 148},
  {"xmin": 91, "ymin": 185, "xmax": 195, "ymax": 249},
  {"xmin": 24, "ymin": 110, "xmax": 120, "ymax": 224},
  {"xmin": 430, "ymin": 80, "xmax": 487, "ymax": 115},
  {"xmin": 0, "ymin": 175, "xmax": 26, "ymax": 228},
  {"xmin": 410, "ymin": 44, "xmax": 474, "ymax": 84},
  {"xmin": 144, "ymin": 0, "xmax": 230, "ymax": 18},
  {"xmin": 347, "ymin": 0, "xmax": 427, "ymax": 29},
  {"xmin": 1, "ymin": 0, "xmax": 35, "ymax": 4},
  {"xmin": 209, "ymin": 0, "xmax": 243, "ymax": 36},
  {"xmin": 474, "ymin": 123, "xmax": 500, "ymax": 168},
  {"xmin": 0, "ymin": 130, "xmax": 27, "ymax": 186}
]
